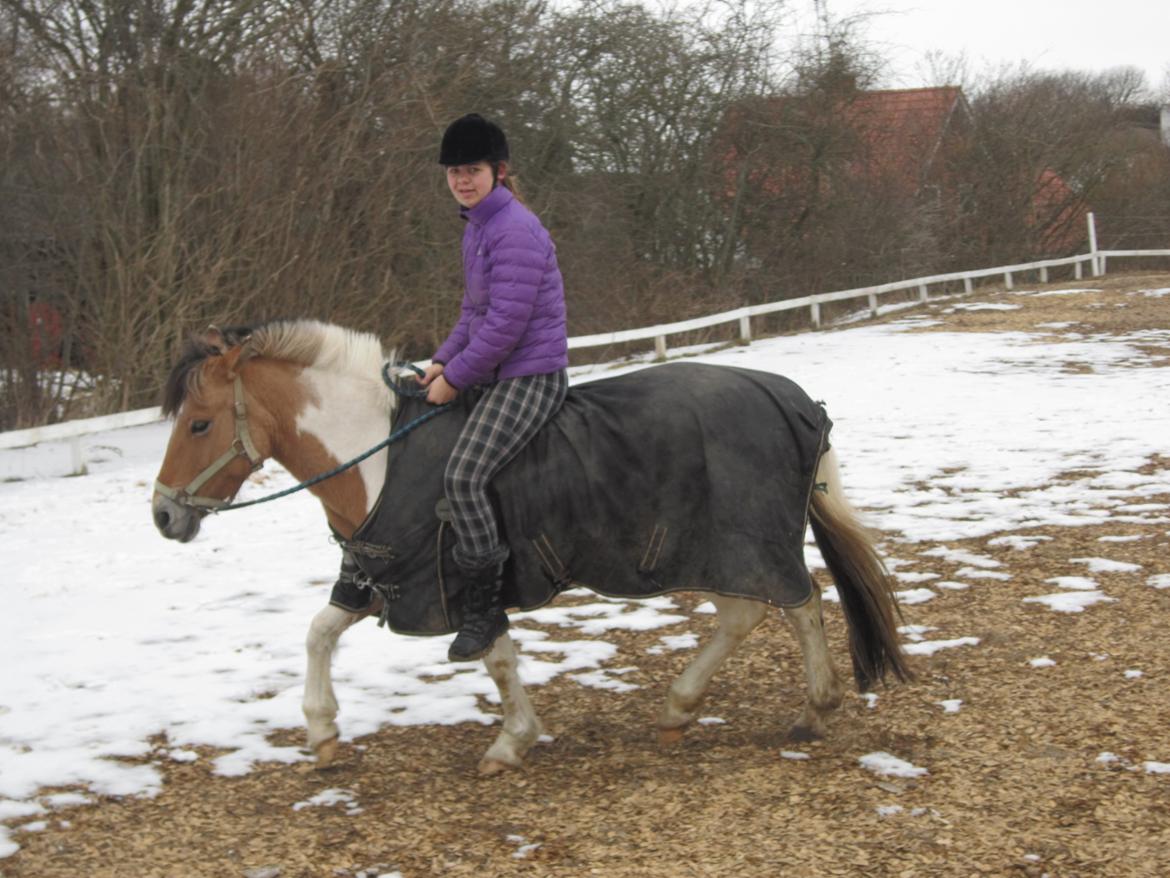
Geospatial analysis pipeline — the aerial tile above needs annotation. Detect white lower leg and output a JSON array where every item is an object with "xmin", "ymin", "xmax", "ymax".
[
  {"xmin": 657, "ymin": 595, "xmax": 767, "ymax": 734},
  {"xmin": 303, "ymin": 604, "xmax": 364, "ymax": 758},
  {"xmin": 479, "ymin": 633, "xmax": 542, "ymax": 773},
  {"xmin": 782, "ymin": 589, "xmax": 845, "ymax": 740}
]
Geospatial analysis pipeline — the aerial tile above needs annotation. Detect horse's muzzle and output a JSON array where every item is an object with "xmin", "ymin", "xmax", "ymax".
[{"xmin": 152, "ymin": 492, "xmax": 204, "ymax": 543}]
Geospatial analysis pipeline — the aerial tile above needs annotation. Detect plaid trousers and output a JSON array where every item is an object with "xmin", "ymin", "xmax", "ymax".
[{"xmin": 444, "ymin": 370, "xmax": 569, "ymax": 570}]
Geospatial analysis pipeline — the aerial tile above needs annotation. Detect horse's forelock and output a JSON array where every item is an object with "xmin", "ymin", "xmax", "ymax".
[{"xmin": 162, "ymin": 338, "xmax": 219, "ymax": 417}]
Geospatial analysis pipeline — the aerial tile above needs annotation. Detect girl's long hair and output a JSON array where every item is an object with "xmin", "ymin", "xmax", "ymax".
[{"xmin": 494, "ymin": 162, "xmax": 525, "ymax": 204}]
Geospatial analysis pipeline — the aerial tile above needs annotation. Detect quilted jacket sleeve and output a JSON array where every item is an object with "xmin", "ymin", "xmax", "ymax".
[
  {"xmin": 441, "ymin": 225, "xmax": 543, "ymax": 389},
  {"xmin": 432, "ymin": 299, "xmax": 473, "ymax": 366}
]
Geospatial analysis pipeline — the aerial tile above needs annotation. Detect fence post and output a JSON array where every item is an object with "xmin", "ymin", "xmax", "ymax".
[
  {"xmin": 655, "ymin": 335, "xmax": 667, "ymax": 360},
  {"xmin": 963, "ymin": 276, "xmax": 973, "ymax": 294},
  {"xmin": 1004, "ymin": 271, "xmax": 1014, "ymax": 291},
  {"xmin": 868, "ymin": 293, "xmax": 878, "ymax": 317},
  {"xmin": 1087, "ymin": 211, "xmax": 1100, "ymax": 276},
  {"xmin": 918, "ymin": 283, "xmax": 928, "ymax": 302},
  {"xmin": 1074, "ymin": 259, "xmax": 1083, "ymax": 280},
  {"xmin": 70, "ymin": 437, "xmax": 85, "ymax": 476},
  {"xmin": 738, "ymin": 314, "xmax": 751, "ymax": 343},
  {"xmin": 1039, "ymin": 266, "xmax": 1048, "ymax": 283},
  {"xmin": 810, "ymin": 302, "xmax": 821, "ymax": 328}
]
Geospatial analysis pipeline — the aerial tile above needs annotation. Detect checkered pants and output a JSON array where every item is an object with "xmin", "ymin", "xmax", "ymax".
[{"xmin": 445, "ymin": 370, "xmax": 569, "ymax": 570}]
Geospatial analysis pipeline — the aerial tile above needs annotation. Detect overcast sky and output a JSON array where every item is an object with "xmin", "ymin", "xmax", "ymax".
[{"xmin": 798, "ymin": 0, "xmax": 1169, "ymax": 93}]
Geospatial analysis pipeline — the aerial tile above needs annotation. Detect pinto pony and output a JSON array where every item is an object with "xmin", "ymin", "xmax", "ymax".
[{"xmin": 152, "ymin": 320, "xmax": 910, "ymax": 773}]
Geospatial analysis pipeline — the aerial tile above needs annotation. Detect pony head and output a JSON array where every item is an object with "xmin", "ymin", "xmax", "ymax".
[{"xmin": 152, "ymin": 326, "xmax": 268, "ymax": 542}]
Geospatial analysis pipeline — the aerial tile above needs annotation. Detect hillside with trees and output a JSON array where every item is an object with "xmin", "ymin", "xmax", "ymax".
[{"xmin": 2, "ymin": 0, "xmax": 1168, "ymax": 427}]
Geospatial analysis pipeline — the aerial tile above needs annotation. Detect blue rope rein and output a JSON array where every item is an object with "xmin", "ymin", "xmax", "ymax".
[{"xmin": 211, "ymin": 362, "xmax": 452, "ymax": 513}]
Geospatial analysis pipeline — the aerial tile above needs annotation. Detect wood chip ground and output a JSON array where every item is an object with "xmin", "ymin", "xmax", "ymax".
[{"xmin": 5, "ymin": 273, "xmax": 1170, "ymax": 878}]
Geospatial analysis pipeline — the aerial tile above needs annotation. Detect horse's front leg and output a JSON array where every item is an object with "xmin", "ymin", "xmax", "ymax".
[
  {"xmin": 478, "ymin": 632, "xmax": 543, "ymax": 775},
  {"xmin": 782, "ymin": 587, "xmax": 845, "ymax": 741},
  {"xmin": 304, "ymin": 603, "xmax": 368, "ymax": 767},
  {"xmin": 656, "ymin": 594, "xmax": 767, "ymax": 744}
]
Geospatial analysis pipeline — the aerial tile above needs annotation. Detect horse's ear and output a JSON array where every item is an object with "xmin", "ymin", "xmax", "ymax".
[
  {"xmin": 203, "ymin": 325, "xmax": 226, "ymax": 353},
  {"xmin": 220, "ymin": 337, "xmax": 254, "ymax": 378}
]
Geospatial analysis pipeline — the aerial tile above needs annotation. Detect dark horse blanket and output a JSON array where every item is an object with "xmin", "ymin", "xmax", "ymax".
[{"xmin": 330, "ymin": 362, "xmax": 832, "ymax": 635}]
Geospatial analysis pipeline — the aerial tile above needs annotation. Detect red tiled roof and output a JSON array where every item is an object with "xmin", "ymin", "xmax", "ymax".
[{"xmin": 842, "ymin": 87, "xmax": 967, "ymax": 191}]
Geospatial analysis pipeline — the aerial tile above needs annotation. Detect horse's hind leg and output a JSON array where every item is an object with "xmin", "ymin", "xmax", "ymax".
[
  {"xmin": 479, "ymin": 632, "xmax": 543, "ymax": 775},
  {"xmin": 303, "ymin": 603, "xmax": 367, "ymax": 767},
  {"xmin": 656, "ymin": 594, "xmax": 767, "ymax": 744},
  {"xmin": 782, "ymin": 587, "xmax": 845, "ymax": 741}
]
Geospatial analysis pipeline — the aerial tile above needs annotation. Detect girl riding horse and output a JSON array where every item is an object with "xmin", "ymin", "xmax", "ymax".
[{"xmin": 418, "ymin": 114, "xmax": 570, "ymax": 662}]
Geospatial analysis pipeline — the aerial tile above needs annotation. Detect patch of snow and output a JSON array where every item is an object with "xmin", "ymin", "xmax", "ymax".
[
  {"xmin": 935, "ymin": 581, "xmax": 970, "ymax": 591},
  {"xmin": 1124, "ymin": 670, "xmax": 1144, "ymax": 679},
  {"xmin": 897, "ymin": 625, "xmax": 935, "ymax": 642},
  {"xmin": 1023, "ymin": 591, "xmax": 1116, "ymax": 613},
  {"xmin": 1146, "ymin": 574, "xmax": 1170, "ymax": 590},
  {"xmin": 921, "ymin": 547, "xmax": 1001, "ymax": 568},
  {"xmin": 1070, "ymin": 557, "xmax": 1141, "ymax": 574},
  {"xmin": 894, "ymin": 570, "xmax": 941, "ymax": 583},
  {"xmin": 508, "ymin": 835, "xmax": 543, "ymax": 860},
  {"xmin": 937, "ymin": 699, "xmax": 962, "ymax": 714},
  {"xmin": 1097, "ymin": 534, "xmax": 1145, "ymax": 543},
  {"xmin": 895, "ymin": 588, "xmax": 938, "ymax": 605},
  {"xmin": 693, "ymin": 601, "xmax": 716, "ymax": 614},
  {"xmin": 646, "ymin": 632, "xmax": 699, "ymax": 655},
  {"xmin": 903, "ymin": 637, "xmax": 981, "ymax": 656},
  {"xmin": 780, "ymin": 750, "xmax": 810, "ymax": 760},
  {"xmin": 859, "ymin": 752, "xmax": 928, "ymax": 778},
  {"xmin": 956, "ymin": 567, "xmax": 1012, "ymax": 581},
  {"xmin": 697, "ymin": 716, "xmax": 726, "ymax": 726},
  {"xmin": 41, "ymin": 793, "xmax": 92, "ymax": 809},
  {"xmin": 861, "ymin": 693, "xmax": 879, "ymax": 709},
  {"xmin": 292, "ymin": 788, "xmax": 362, "ymax": 815},
  {"xmin": 1045, "ymin": 576, "xmax": 1098, "ymax": 591},
  {"xmin": 876, "ymin": 804, "xmax": 904, "ymax": 816},
  {"xmin": 946, "ymin": 303, "xmax": 1022, "ymax": 312},
  {"xmin": 988, "ymin": 535, "xmax": 1052, "ymax": 550},
  {"xmin": 1096, "ymin": 752, "xmax": 1121, "ymax": 765},
  {"xmin": 0, "ymin": 800, "xmax": 45, "ymax": 821},
  {"xmin": 1029, "ymin": 657, "xmax": 1056, "ymax": 668},
  {"xmin": 1144, "ymin": 762, "xmax": 1170, "ymax": 774}
]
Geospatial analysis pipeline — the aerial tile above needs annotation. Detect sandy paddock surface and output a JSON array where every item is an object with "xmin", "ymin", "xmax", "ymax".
[{"xmin": 4, "ymin": 273, "xmax": 1170, "ymax": 878}]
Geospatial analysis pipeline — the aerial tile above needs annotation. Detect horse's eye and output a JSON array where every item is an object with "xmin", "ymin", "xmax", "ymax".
[{"xmin": 190, "ymin": 419, "xmax": 211, "ymax": 436}]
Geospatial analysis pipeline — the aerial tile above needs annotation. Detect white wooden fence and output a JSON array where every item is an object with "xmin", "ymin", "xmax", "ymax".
[{"xmin": 3, "ymin": 212, "xmax": 1168, "ymax": 474}]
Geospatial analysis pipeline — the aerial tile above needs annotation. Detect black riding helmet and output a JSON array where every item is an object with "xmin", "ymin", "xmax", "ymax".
[{"xmin": 438, "ymin": 113, "xmax": 510, "ymax": 166}]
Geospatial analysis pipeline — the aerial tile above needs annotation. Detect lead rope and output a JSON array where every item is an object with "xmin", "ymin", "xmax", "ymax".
[{"xmin": 209, "ymin": 363, "xmax": 452, "ymax": 513}]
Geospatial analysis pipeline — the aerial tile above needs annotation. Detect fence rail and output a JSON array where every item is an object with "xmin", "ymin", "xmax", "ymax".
[{"xmin": 4, "ymin": 224, "xmax": 1168, "ymax": 474}]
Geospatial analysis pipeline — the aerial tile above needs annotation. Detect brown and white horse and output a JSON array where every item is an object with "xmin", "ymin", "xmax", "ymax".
[{"xmin": 152, "ymin": 320, "xmax": 910, "ymax": 773}]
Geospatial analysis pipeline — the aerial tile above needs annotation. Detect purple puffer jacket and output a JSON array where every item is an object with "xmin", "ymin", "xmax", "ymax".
[{"xmin": 433, "ymin": 186, "xmax": 569, "ymax": 390}]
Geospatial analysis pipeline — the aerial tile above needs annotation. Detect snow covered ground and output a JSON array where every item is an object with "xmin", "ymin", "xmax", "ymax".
[{"xmin": 3, "ymin": 287, "xmax": 1170, "ymax": 859}]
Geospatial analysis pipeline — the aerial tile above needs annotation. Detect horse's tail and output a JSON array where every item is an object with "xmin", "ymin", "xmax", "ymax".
[{"xmin": 808, "ymin": 447, "xmax": 913, "ymax": 691}]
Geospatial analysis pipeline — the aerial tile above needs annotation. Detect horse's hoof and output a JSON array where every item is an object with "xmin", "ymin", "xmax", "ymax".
[
  {"xmin": 314, "ymin": 737, "xmax": 340, "ymax": 768},
  {"xmin": 658, "ymin": 727, "xmax": 686, "ymax": 747},
  {"xmin": 478, "ymin": 758, "xmax": 516, "ymax": 776},
  {"xmin": 786, "ymin": 724, "xmax": 823, "ymax": 743}
]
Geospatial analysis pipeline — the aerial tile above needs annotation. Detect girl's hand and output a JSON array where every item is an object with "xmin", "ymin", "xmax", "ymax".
[
  {"xmin": 425, "ymin": 374, "xmax": 458, "ymax": 405},
  {"xmin": 417, "ymin": 362, "xmax": 445, "ymax": 386}
]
